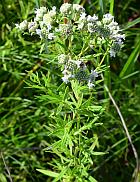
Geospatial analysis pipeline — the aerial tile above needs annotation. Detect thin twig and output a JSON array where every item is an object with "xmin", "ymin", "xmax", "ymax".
[
  {"xmin": 0, "ymin": 152, "xmax": 13, "ymax": 182},
  {"xmin": 104, "ymin": 85, "xmax": 139, "ymax": 181}
]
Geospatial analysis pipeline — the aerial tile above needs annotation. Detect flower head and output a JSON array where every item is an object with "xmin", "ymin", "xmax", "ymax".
[
  {"xmin": 88, "ymin": 80, "xmax": 95, "ymax": 89},
  {"xmin": 60, "ymin": 3, "xmax": 72, "ymax": 15},
  {"xmin": 48, "ymin": 33, "xmax": 55, "ymax": 40},
  {"xmin": 87, "ymin": 15, "xmax": 98, "ymax": 22},
  {"xmin": 73, "ymin": 4, "xmax": 85, "ymax": 13},
  {"xmin": 15, "ymin": 20, "xmax": 28, "ymax": 31},
  {"xmin": 35, "ymin": 7, "xmax": 47, "ymax": 21},
  {"xmin": 28, "ymin": 22, "xmax": 38, "ymax": 33},
  {"xmin": 49, "ymin": 6, "xmax": 56, "ymax": 17},
  {"xmin": 102, "ymin": 13, "xmax": 114, "ymax": 24}
]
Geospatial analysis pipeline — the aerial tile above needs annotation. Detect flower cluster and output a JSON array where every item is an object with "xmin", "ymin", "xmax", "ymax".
[
  {"xmin": 77, "ymin": 12, "xmax": 125, "ymax": 57},
  {"xmin": 16, "ymin": 3, "xmax": 125, "ymax": 88},
  {"xmin": 58, "ymin": 54, "xmax": 98, "ymax": 88},
  {"xmin": 16, "ymin": 6, "xmax": 57, "ymax": 39}
]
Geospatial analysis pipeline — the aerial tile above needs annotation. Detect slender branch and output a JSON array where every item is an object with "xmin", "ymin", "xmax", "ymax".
[
  {"xmin": 78, "ymin": 46, "xmax": 90, "ymax": 58},
  {"xmin": 104, "ymin": 85, "xmax": 139, "ymax": 180}
]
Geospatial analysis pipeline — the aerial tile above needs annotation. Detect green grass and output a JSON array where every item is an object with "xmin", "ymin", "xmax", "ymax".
[{"xmin": 0, "ymin": 0, "xmax": 140, "ymax": 181}]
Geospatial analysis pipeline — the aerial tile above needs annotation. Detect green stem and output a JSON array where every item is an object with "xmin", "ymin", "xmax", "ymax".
[{"xmin": 98, "ymin": 48, "xmax": 109, "ymax": 67}]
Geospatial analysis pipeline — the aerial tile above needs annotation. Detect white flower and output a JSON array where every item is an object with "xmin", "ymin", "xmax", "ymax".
[
  {"xmin": 109, "ymin": 49, "xmax": 116, "ymax": 57},
  {"xmin": 78, "ymin": 22, "xmax": 84, "ymax": 30},
  {"xmin": 55, "ymin": 28, "xmax": 60, "ymax": 32},
  {"xmin": 28, "ymin": 22, "xmax": 38, "ymax": 33},
  {"xmin": 35, "ymin": 7, "xmax": 47, "ymax": 21},
  {"xmin": 43, "ymin": 13, "xmax": 53, "ymax": 25},
  {"xmin": 73, "ymin": 4, "xmax": 85, "ymax": 12},
  {"xmin": 88, "ymin": 22, "xmax": 94, "ymax": 33},
  {"xmin": 96, "ymin": 21, "xmax": 102, "ymax": 26},
  {"xmin": 49, "ymin": 6, "xmax": 56, "ymax": 17},
  {"xmin": 108, "ymin": 21, "xmax": 118, "ymax": 28},
  {"xmin": 89, "ymin": 70, "xmax": 98, "ymax": 82},
  {"xmin": 40, "ymin": 27, "xmax": 48, "ymax": 37},
  {"xmin": 58, "ymin": 54, "xmax": 67, "ymax": 64},
  {"xmin": 87, "ymin": 14, "xmax": 98, "ymax": 22},
  {"xmin": 108, "ymin": 24, "xmax": 119, "ymax": 34},
  {"xmin": 62, "ymin": 69, "xmax": 68, "ymax": 75},
  {"xmin": 35, "ymin": 7, "xmax": 47, "ymax": 15},
  {"xmin": 47, "ymin": 24, "xmax": 52, "ymax": 31},
  {"xmin": 88, "ymin": 80, "xmax": 95, "ymax": 89},
  {"xmin": 62, "ymin": 74, "xmax": 72, "ymax": 83},
  {"xmin": 91, "ymin": 70, "xmax": 98, "ymax": 77},
  {"xmin": 119, "ymin": 39, "xmax": 124, "ymax": 45},
  {"xmin": 114, "ymin": 34, "xmax": 125, "ymax": 40},
  {"xmin": 52, "ymin": 6, "xmax": 56, "ymax": 11},
  {"xmin": 60, "ymin": 3, "xmax": 72, "ymax": 14},
  {"xmin": 75, "ymin": 60, "xmax": 82, "ymax": 68},
  {"xmin": 58, "ymin": 24, "xmax": 72, "ymax": 35},
  {"xmin": 48, "ymin": 33, "xmax": 55, "ymax": 40},
  {"xmin": 36, "ymin": 29, "xmax": 42, "ymax": 37},
  {"xmin": 62, "ymin": 76, "xmax": 69, "ymax": 83},
  {"xmin": 79, "ymin": 12, "xmax": 86, "ymax": 21},
  {"xmin": 15, "ymin": 20, "xmax": 28, "ymax": 31},
  {"xmin": 102, "ymin": 13, "xmax": 114, "ymax": 24}
]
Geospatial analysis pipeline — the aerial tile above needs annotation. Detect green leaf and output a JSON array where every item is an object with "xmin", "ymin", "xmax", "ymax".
[
  {"xmin": 121, "ymin": 71, "xmax": 140, "ymax": 80},
  {"xmin": 109, "ymin": 0, "xmax": 114, "ymax": 15},
  {"xmin": 53, "ymin": 167, "xmax": 68, "ymax": 182},
  {"xmin": 99, "ymin": 0, "xmax": 106, "ymax": 15},
  {"xmin": 36, "ymin": 169, "xmax": 59, "ymax": 177},
  {"xmin": 71, "ymin": 80, "xmax": 83, "ymax": 108},
  {"xmin": 92, "ymin": 151, "xmax": 107, "ymax": 155},
  {"xmin": 87, "ymin": 105, "xmax": 103, "ymax": 112},
  {"xmin": 40, "ymin": 43, "xmax": 45, "ymax": 54},
  {"xmin": 0, "ymin": 173, "xmax": 7, "ymax": 182},
  {"xmin": 74, "ymin": 117, "xmax": 99, "ymax": 135},
  {"xmin": 123, "ymin": 17, "xmax": 140, "ymax": 30},
  {"xmin": 81, "ymin": 54, "xmax": 102, "ymax": 60},
  {"xmin": 73, "ymin": 0, "xmax": 81, "ymax": 3},
  {"xmin": 89, "ymin": 176, "xmax": 98, "ymax": 182},
  {"xmin": 77, "ymin": 93, "xmax": 83, "ymax": 108}
]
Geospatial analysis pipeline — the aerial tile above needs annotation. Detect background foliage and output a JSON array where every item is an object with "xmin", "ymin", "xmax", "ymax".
[{"xmin": 0, "ymin": 0, "xmax": 140, "ymax": 181}]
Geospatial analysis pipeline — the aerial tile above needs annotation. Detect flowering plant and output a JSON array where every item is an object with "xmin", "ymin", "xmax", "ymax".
[
  {"xmin": 16, "ymin": 3, "xmax": 125, "ymax": 89},
  {"xmin": 15, "ymin": 3, "xmax": 126, "ymax": 181}
]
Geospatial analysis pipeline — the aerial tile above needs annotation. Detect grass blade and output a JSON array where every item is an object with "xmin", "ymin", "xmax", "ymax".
[
  {"xmin": 36, "ymin": 169, "xmax": 59, "ymax": 177},
  {"xmin": 119, "ymin": 38, "xmax": 140, "ymax": 78},
  {"xmin": 99, "ymin": 0, "xmax": 106, "ymax": 15},
  {"xmin": 123, "ymin": 17, "xmax": 140, "ymax": 30},
  {"xmin": 109, "ymin": 0, "xmax": 114, "ymax": 15}
]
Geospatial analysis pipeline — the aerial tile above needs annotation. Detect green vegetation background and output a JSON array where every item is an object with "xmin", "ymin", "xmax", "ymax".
[{"xmin": 0, "ymin": 0, "xmax": 140, "ymax": 181}]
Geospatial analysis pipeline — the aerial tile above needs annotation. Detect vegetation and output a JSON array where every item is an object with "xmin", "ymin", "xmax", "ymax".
[{"xmin": 0, "ymin": 0, "xmax": 140, "ymax": 181}]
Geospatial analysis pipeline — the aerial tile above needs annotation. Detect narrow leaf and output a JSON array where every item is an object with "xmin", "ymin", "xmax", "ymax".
[
  {"xmin": 119, "ymin": 38, "xmax": 140, "ymax": 78},
  {"xmin": 99, "ymin": 0, "xmax": 106, "ymax": 15},
  {"xmin": 89, "ymin": 176, "xmax": 98, "ymax": 182},
  {"xmin": 109, "ymin": 0, "xmax": 114, "ymax": 15},
  {"xmin": 92, "ymin": 151, "xmax": 107, "ymax": 155},
  {"xmin": 123, "ymin": 17, "xmax": 140, "ymax": 30},
  {"xmin": 36, "ymin": 169, "xmax": 59, "ymax": 177}
]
